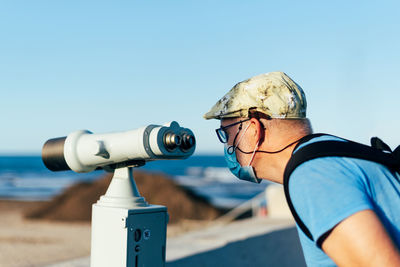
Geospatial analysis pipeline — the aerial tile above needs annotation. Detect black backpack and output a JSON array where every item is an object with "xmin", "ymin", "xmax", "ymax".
[{"xmin": 283, "ymin": 133, "xmax": 400, "ymax": 242}]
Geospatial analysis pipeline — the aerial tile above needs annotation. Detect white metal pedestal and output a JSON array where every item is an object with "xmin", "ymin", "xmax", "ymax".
[{"xmin": 90, "ymin": 167, "xmax": 168, "ymax": 267}]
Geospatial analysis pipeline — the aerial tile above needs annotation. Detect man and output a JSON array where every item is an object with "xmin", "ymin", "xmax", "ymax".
[{"xmin": 203, "ymin": 72, "xmax": 400, "ymax": 266}]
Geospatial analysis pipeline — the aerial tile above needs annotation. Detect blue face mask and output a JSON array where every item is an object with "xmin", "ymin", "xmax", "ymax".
[
  {"xmin": 224, "ymin": 146, "xmax": 262, "ymax": 183},
  {"xmin": 224, "ymin": 123, "xmax": 262, "ymax": 184}
]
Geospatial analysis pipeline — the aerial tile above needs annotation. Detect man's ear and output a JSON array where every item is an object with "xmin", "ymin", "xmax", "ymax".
[{"xmin": 249, "ymin": 118, "xmax": 265, "ymax": 144}]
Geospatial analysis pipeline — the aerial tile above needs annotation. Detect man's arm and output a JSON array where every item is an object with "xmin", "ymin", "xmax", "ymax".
[{"xmin": 322, "ymin": 209, "xmax": 400, "ymax": 267}]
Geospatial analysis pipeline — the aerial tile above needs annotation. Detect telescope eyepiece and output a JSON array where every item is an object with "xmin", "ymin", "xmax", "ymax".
[
  {"xmin": 181, "ymin": 133, "xmax": 195, "ymax": 150},
  {"xmin": 163, "ymin": 132, "xmax": 195, "ymax": 151},
  {"xmin": 164, "ymin": 132, "xmax": 181, "ymax": 150}
]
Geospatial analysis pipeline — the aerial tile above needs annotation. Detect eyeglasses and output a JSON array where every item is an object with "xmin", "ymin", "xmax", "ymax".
[{"xmin": 215, "ymin": 118, "xmax": 250, "ymax": 143}]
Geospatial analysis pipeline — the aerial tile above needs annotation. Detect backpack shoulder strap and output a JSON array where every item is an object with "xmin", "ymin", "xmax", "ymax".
[{"xmin": 283, "ymin": 136, "xmax": 399, "ymax": 241}]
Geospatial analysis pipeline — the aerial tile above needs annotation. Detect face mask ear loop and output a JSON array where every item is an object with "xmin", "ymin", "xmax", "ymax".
[
  {"xmin": 247, "ymin": 139, "xmax": 259, "ymax": 167},
  {"xmin": 235, "ymin": 122, "xmax": 251, "ymax": 149}
]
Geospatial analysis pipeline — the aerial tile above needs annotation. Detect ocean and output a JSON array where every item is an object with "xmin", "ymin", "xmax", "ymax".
[{"xmin": 0, "ymin": 155, "xmax": 269, "ymax": 209}]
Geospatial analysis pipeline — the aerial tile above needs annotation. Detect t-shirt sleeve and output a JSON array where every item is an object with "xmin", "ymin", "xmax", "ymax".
[{"xmin": 289, "ymin": 157, "xmax": 373, "ymax": 247}]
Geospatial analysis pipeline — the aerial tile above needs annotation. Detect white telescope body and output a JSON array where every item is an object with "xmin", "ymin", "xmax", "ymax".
[
  {"xmin": 42, "ymin": 121, "xmax": 195, "ymax": 172},
  {"xmin": 41, "ymin": 121, "xmax": 196, "ymax": 267}
]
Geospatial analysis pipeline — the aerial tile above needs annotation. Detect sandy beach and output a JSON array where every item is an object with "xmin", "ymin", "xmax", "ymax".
[
  {"xmin": 0, "ymin": 200, "xmax": 216, "ymax": 267},
  {"xmin": 0, "ymin": 200, "xmax": 90, "ymax": 267}
]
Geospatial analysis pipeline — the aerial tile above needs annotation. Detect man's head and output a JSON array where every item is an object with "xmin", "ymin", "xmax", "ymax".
[{"xmin": 204, "ymin": 72, "xmax": 312, "ymax": 184}]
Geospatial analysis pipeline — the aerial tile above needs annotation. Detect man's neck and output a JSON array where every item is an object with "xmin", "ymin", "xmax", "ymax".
[
  {"xmin": 253, "ymin": 136, "xmax": 303, "ymax": 184},
  {"xmin": 256, "ymin": 149, "xmax": 293, "ymax": 184}
]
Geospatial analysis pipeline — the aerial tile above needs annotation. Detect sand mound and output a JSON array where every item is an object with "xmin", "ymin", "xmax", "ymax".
[{"xmin": 25, "ymin": 171, "xmax": 222, "ymax": 223}]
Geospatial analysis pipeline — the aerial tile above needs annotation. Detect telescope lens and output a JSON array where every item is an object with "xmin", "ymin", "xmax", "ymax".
[
  {"xmin": 181, "ymin": 134, "xmax": 195, "ymax": 150},
  {"xmin": 164, "ymin": 132, "xmax": 181, "ymax": 150},
  {"xmin": 42, "ymin": 137, "xmax": 71, "ymax": 171}
]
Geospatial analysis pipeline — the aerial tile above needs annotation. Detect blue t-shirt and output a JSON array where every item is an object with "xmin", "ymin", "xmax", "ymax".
[{"xmin": 289, "ymin": 136, "xmax": 400, "ymax": 266}]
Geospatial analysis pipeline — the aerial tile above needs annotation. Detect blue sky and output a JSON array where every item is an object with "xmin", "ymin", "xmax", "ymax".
[{"xmin": 1, "ymin": 0, "xmax": 399, "ymax": 155}]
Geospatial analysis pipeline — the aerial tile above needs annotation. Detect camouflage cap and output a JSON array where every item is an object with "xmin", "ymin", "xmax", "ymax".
[{"xmin": 203, "ymin": 72, "xmax": 307, "ymax": 120}]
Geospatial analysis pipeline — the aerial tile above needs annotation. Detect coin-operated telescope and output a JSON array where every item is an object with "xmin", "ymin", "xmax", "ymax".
[{"xmin": 42, "ymin": 121, "xmax": 195, "ymax": 267}]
